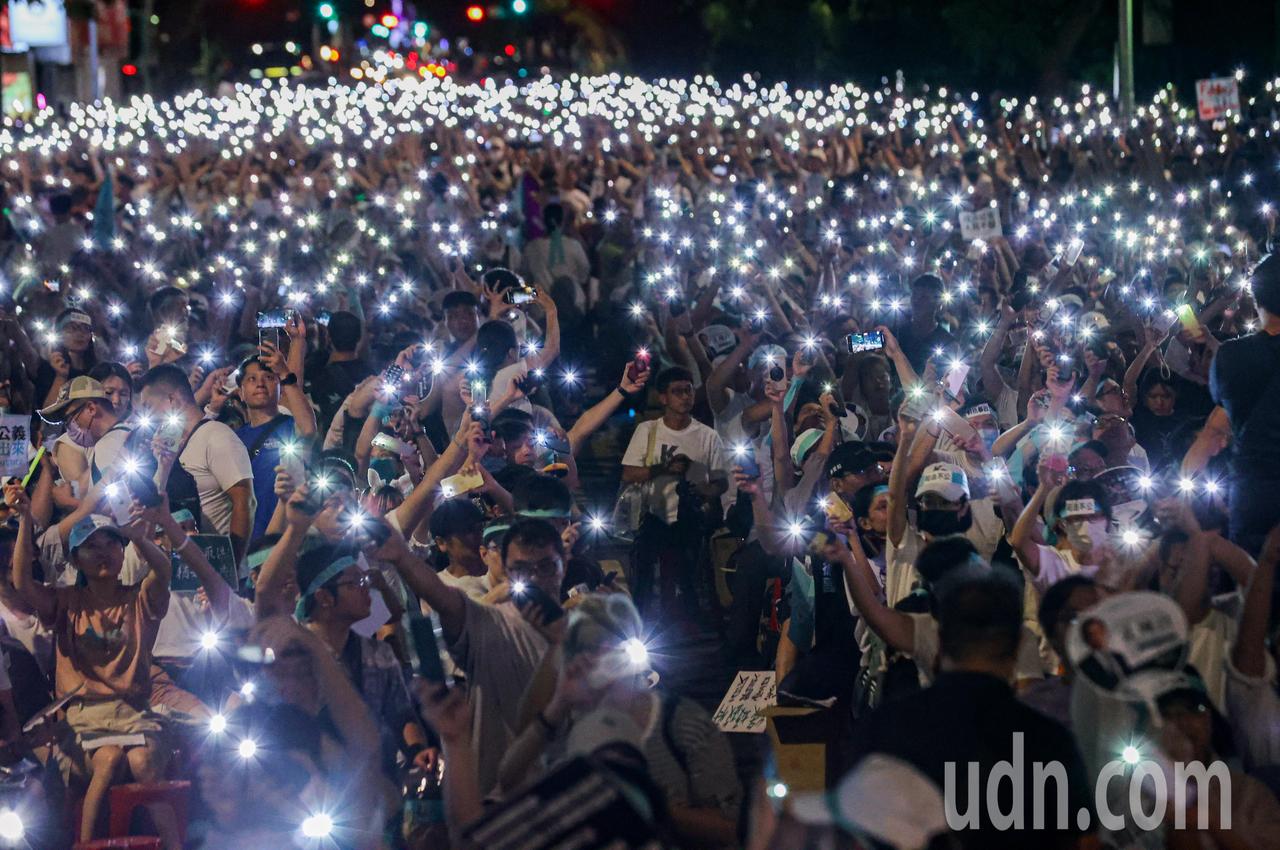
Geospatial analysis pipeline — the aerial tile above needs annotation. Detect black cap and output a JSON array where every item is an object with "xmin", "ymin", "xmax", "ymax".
[{"xmin": 825, "ymin": 442, "xmax": 878, "ymax": 479}]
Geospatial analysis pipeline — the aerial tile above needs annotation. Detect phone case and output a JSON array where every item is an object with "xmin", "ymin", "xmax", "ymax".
[{"xmin": 441, "ymin": 470, "xmax": 484, "ymax": 498}]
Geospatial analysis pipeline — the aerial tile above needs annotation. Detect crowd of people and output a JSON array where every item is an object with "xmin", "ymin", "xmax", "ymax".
[{"xmin": 1, "ymin": 69, "xmax": 1280, "ymax": 848}]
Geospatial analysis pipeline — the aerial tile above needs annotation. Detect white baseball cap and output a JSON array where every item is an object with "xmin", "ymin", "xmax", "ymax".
[{"xmin": 915, "ymin": 462, "xmax": 969, "ymax": 502}]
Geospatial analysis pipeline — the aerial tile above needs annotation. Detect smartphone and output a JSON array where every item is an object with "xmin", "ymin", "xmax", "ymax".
[
  {"xmin": 514, "ymin": 371, "xmax": 543, "ymax": 397},
  {"xmin": 1065, "ymin": 239, "xmax": 1084, "ymax": 267},
  {"xmin": 127, "ymin": 473, "xmax": 163, "ymax": 509},
  {"xmin": 104, "ymin": 481, "xmax": 135, "ymax": 525},
  {"xmin": 345, "ymin": 512, "xmax": 392, "ymax": 547},
  {"xmin": 807, "ymin": 528, "xmax": 833, "ymax": 555},
  {"xmin": 257, "ymin": 309, "xmax": 288, "ymax": 347},
  {"xmin": 381, "ymin": 364, "xmax": 404, "ymax": 396},
  {"xmin": 935, "ymin": 406, "xmax": 979, "ymax": 443},
  {"xmin": 626, "ymin": 350, "xmax": 651, "ymax": 383},
  {"xmin": 153, "ymin": 417, "xmax": 185, "ymax": 455},
  {"xmin": 407, "ymin": 614, "xmax": 448, "ymax": 684},
  {"xmin": 512, "ymin": 581, "xmax": 564, "ymax": 623},
  {"xmin": 824, "ymin": 496, "xmax": 853, "ymax": 524},
  {"xmin": 470, "ymin": 379, "xmax": 488, "ymax": 406},
  {"xmin": 297, "ymin": 471, "xmax": 333, "ymax": 514},
  {"xmin": 316, "ymin": 311, "xmax": 331, "ymax": 327},
  {"xmin": 845, "ymin": 331, "xmax": 885, "ymax": 354},
  {"xmin": 1176, "ymin": 304, "xmax": 1202, "ymax": 336},
  {"xmin": 944, "ymin": 363, "xmax": 970, "ymax": 400},
  {"xmin": 440, "ymin": 469, "xmax": 484, "ymax": 499},
  {"xmin": 733, "ymin": 446, "xmax": 761, "ymax": 479},
  {"xmin": 503, "ymin": 285, "xmax": 538, "ymax": 305},
  {"xmin": 1149, "ymin": 309, "xmax": 1178, "ymax": 337}
]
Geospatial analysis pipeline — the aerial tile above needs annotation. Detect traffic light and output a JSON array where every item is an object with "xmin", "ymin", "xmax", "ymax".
[
  {"xmin": 466, "ymin": 4, "xmax": 485, "ymax": 22},
  {"xmin": 511, "ymin": 0, "xmax": 529, "ymax": 13},
  {"xmin": 318, "ymin": 2, "xmax": 335, "ymax": 19}
]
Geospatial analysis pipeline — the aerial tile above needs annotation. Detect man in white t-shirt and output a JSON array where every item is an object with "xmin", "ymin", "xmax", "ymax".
[
  {"xmin": 138, "ymin": 364, "xmax": 256, "ymax": 564},
  {"xmin": 37, "ymin": 375, "xmax": 133, "ymax": 492},
  {"xmin": 621, "ymin": 367, "xmax": 729, "ymax": 617}
]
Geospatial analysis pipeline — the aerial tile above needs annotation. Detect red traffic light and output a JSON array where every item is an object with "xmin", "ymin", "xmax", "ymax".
[
  {"xmin": 466, "ymin": 4, "xmax": 485, "ymax": 21},
  {"xmin": 121, "ymin": 63, "xmax": 138, "ymax": 76}
]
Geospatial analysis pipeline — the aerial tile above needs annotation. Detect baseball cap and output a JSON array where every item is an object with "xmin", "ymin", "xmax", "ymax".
[
  {"xmin": 790, "ymin": 428, "xmax": 824, "ymax": 468},
  {"xmin": 825, "ymin": 443, "xmax": 879, "ymax": 480},
  {"xmin": 68, "ymin": 515, "xmax": 127, "ymax": 552},
  {"xmin": 39, "ymin": 375, "xmax": 110, "ymax": 422},
  {"xmin": 786, "ymin": 754, "xmax": 949, "ymax": 850},
  {"xmin": 915, "ymin": 462, "xmax": 969, "ymax": 502},
  {"xmin": 748, "ymin": 344, "xmax": 787, "ymax": 372},
  {"xmin": 698, "ymin": 324, "xmax": 738, "ymax": 358},
  {"xmin": 566, "ymin": 706, "xmax": 644, "ymax": 758}
]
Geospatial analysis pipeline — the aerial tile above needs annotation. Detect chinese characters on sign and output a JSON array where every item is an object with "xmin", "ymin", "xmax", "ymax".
[
  {"xmin": 0, "ymin": 415, "xmax": 31, "ymax": 480},
  {"xmin": 1196, "ymin": 78, "xmax": 1240, "ymax": 121},
  {"xmin": 712, "ymin": 671, "xmax": 777, "ymax": 733}
]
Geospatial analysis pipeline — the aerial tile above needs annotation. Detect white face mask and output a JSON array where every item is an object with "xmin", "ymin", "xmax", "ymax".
[{"xmin": 1064, "ymin": 518, "xmax": 1109, "ymax": 557}]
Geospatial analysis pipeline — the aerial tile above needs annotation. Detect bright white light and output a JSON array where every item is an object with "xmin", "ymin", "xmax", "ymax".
[
  {"xmin": 1138, "ymin": 476, "xmax": 1154, "ymax": 490},
  {"xmin": 0, "ymin": 810, "xmax": 22, "ymax": 842},
  {"xmin": 768, "ymin": 782, "xmax": 788, "ymax": 799},
  {"xmin": 623, "ymin": 638, "xmax": 649, "ymax": 668},
  {"xmin": 238, "ymin": 738, "xmax": 258, "ymax": 759},
  {"xmin": 1178, "ymin": 477, "xmax": 1196, "ymax": 493},
  {"xmin": 1121, "ymin": 529, "xmax": 1141, "ymax": 546},
  {"xmin": 1121, "ymin": 745, "xmax": 1141, "ymax": 766},
  {"xmin": 588, "ymin": 516, "xmax": 605, "ymax": 531},
  {"xmin": 239, "ymin": 681, "xmax": 256, "ymax": 699},
  {"xmin": 200, "ymin": 631, "xmax": 220, "ymax": 650},
  {"xmin": 209, "ymin": 714, "xmax": 227, "ymax": 734},
  {"xmin": 511, "ymin": 580, "xmax": 527, "ymax": 595},
  {"xmin": 301, "ymin": 813, "xmax": 334, "ymax": 838}
]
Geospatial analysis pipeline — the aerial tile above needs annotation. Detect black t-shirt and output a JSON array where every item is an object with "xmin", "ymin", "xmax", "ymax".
[
  {"xmin": 1129, "ymin": 406, "xmax": 1188, "ymax": 471},
  {"xmin": 306, "ymin": 358, "xmax": 374, "ymax": 432},
  {"xmin": 894, "ymin": 320, "xmax": 958, "ymax": 375},
  {"xmin": 850, "ymin": 671, "xmax": 1091, "ymax": 848},
  {"xmin": 1211, "ymin": 330, "xmax": 1280, "ymax": 478}
]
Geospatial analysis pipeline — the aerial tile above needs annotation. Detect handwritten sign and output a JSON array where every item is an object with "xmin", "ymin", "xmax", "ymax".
[
  {"xmin": 0, "ymin": 414, "xmax": 31, "ymax": 479},
  {"xmin": 1196, "ymin": 78, "xmax": 1240, "ymax": 121},
  {"xmin": 959, "ymin": 206, "xmax": 1002, "ymax": 242},
  {"xmin": 170, "ymin": 534, "xmax": 238, "ymax": 592},
  {"xmin": 712, "ymin": 670, "xmax": 776, "ymax": 733}
]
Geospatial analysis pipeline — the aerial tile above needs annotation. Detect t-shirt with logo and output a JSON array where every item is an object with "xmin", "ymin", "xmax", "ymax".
[{"xmin": 621, "ymin": 418, "xmax": 729, "ymax": 524}]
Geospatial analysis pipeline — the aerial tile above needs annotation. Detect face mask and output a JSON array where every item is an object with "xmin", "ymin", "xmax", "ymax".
[
  {"xmin": 64, "ymin": 420, "xmax": 96, "ymax": 447},
  {"xmin": 1064, "ymin": 519, "xmax": 1109, "ymax": 556},
  {"xmin": 916, "ymin": 507, "xmax": 971, "ymax": 536}
]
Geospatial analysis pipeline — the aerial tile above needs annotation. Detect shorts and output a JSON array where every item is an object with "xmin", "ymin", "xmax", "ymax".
[{"xmin": 65, "ymin": 698, "xmax": 163, "ymax": 742}]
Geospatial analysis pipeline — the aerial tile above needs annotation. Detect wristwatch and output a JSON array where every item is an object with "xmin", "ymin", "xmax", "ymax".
[{"xmin": 281, "ymin": 372, "xmax": 298, "ymax": 386}]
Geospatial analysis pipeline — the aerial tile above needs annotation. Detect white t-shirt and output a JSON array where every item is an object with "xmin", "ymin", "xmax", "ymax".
[
  {"xmin": 1028, "ymin": 545, "xmax": 1100, "ymax": 596},
  {"xmin": 87, "ymin": 424, "xmax": 132, "ymax": 482},
  {"xmin": 1225, "ymin": 655, "xmax": 1280, "ymax": 772},
  {"xmin": 621, "ymin": 418, "xmax": 729, "ymax": 524},
  {"xmin": 0, "ymin": 601, "xmax": 53, "ymax": 677},
  {"xmin": 884, "ymin": 530, "xmax": 923, "ymax": 609},
  {"xmin": 489, "ymin": 357, "xmax": 534, "ymax": 417},
  {"xmin": 178, "ymin": 420, "xmax": 255, "ymax": 535}
]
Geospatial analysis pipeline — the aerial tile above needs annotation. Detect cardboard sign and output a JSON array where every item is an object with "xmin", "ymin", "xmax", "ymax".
[
  {"xmin": 462, "ymin": 756, "xmax": 657, "ymax": 850},
  {"xmin": 170, "ymin": 534, "xmax": 238, "ymax": 592},
  {"xmin": 959, "ymin": 207, "xmax": 1002, "ymax": 241},
  {"xmin": 1196, "ymin": 77, "xmax": 1240, "ymax": 121},
  {"xmin": 0, "ymin": 414, "xmax": 32, "ymax": 480},
  {"xmin": 712, "ymin": 670, "xmax": 777, "ymax": 733}
]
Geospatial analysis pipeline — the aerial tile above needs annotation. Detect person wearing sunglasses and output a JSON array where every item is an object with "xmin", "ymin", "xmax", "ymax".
[{"xmin": 297, "ymin": 546, "xmax": 436, "ymax": 781}]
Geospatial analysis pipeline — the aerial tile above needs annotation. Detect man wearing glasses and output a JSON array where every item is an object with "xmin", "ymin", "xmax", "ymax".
[{"xmin": 297, "ymin": 548, "xmax": 436, "ymax": 779}]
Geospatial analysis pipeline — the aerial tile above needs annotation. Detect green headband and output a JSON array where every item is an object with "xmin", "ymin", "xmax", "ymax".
[
  {"xmin": 293, "ymin": 555, "xmax": 359, "ymax": 620},
  {"xmin": 517, "ymin": 508, "xmax": 572, "ymax": 519}
]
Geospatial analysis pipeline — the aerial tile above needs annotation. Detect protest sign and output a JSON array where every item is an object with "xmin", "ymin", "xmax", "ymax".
[
  {"xmin": 0, "ymin": 414, "xmax": 32, "ymax": 479},
  {"xmin": 712, "ymin": 670, "xmax": 777, "ymax": 733},
  {"xmin": 959, "ymin": 206, "xmax": 1002, "ymax": 241},
  {"xmin": 1196, "ymin": 77, "xmax": 1240, "ymax": 120},
  {"xmin": 463, "ymin": 756, "xmax": 657, "ymax": 850},
  {"xmin": 170, "ymin": 534, "xmax": 238, "ymax": 592}
]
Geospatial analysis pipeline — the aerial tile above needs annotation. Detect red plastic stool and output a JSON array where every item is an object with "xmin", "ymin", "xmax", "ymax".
[
  {"xmin": 107, "ymin": 781, "xmax": 191, "ymax": 844},
  {"xmin": 75, "ymin": 839, "xmax": 163, "ymax": 850}
]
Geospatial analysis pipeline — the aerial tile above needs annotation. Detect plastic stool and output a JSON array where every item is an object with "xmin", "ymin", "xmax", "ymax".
[
  {"xmin": 75, "ymin": 838, "xmax": 164, "ymax": 850},
  {"xmin": 107, "ymin": 781, "xmax": 191, "ymax": 844}
]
